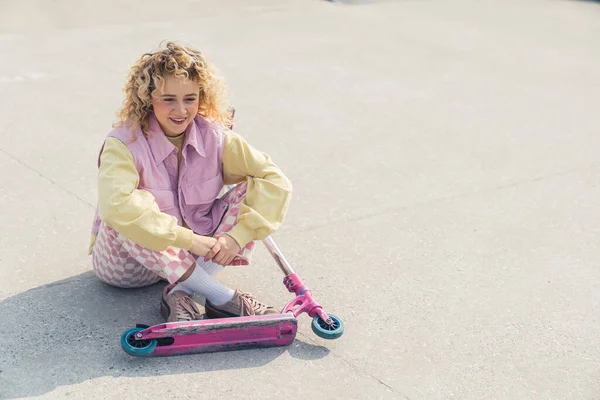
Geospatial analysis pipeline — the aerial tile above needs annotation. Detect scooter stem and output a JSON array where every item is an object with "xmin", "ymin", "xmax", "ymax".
[
  {"xmin": 224, "ymin": 184, "xmax": 295, "ymax": 277},
  {"xmin": 262, "ymin": 236, "xmax": 296, "ymax": 276}
]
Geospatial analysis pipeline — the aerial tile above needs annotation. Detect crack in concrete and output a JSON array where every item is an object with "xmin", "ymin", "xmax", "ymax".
[
  {"xmin": 0, "ymin": 148, "xmax": 95, "ymax": 208},
  {"xmin": 296, "ymin": 163, "xmax": 599, "ymax": 234},
  {"xmin": 295, "ymin": 330, "xmax": 411, "ymax": 399}
]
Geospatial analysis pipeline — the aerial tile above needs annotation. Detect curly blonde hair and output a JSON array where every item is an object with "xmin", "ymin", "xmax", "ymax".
[{"xmin": 116, "ymin": 42, "xmax": 231, "ymax": 133}]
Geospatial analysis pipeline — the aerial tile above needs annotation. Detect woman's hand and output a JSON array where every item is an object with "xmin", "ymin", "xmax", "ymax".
[
  {"xmin": 189, "ymin": 234, "xmax": 219, "ymax": 257},
  {"xmin": 204, "ymin": 234, "xmax": 241, "ymax": 266}
]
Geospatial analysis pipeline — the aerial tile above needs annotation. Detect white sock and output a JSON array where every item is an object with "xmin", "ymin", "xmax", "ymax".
[
  {"xmin": 196, "ymin": 259, "xmax": 224, "ymax": 276},
  {"xmin": 169, "ymin": 260, "xmax": 225, "ymax": 295},
  {"xmin": 170, "ymin": 264, "xmax": 234, "ymax": 305}
]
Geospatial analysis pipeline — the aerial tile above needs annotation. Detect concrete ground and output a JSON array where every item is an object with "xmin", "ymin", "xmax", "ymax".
[{"xmin": 1, "ymin": 0, "xmax": 599, "ymax": 399}]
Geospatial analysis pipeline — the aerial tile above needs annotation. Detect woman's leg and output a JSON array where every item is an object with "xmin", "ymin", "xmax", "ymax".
[
  {"xmin": 92, "ymin": 222, "xmax": 171, "ymax": 288},
  {"xmin": 202, "ymin": 182, "xmax": 280, "ymax": 317},
  {"xmin": 168, "ymin": 183, "xmax": 253, "ymax": 302},
  {"xmin": 172, "ymin": 259, "xmax": 235, "ymax": 305},
  {"xmin": 92, "ymin": 222, "xmax": 203, "ymax": 321}
]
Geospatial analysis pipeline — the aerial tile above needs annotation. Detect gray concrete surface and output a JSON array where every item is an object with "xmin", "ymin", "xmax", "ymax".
[{"xmin": 1, "ymin": 0, "xmax": 599, "ymax": 398}]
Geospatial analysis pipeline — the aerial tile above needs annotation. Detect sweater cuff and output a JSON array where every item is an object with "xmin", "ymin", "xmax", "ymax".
[
  {"xmin": 226, "ymin": 224, "xmax": 255, "ymax": 249},
  {"xmin": 173, "ymin": 226, "xmax": 194, "ymax": 250}
]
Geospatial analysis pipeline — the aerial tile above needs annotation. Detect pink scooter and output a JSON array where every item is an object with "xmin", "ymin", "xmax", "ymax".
[{"xmin": 120, "ymin": 236, "xmax": 344, "ymax": 357}]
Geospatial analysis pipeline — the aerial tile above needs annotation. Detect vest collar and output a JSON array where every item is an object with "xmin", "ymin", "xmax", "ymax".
[{"xmin": 146, "ymin": 114, "xmax": 206, "ymax": 165}]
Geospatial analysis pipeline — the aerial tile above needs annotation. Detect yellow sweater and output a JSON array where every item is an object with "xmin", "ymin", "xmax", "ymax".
[{"xmin": 90, "ymin": 130, "xmax": 292, "ymax": 254}]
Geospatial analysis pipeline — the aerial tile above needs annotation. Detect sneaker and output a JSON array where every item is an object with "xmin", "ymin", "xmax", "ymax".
[
  {"xmin": 205, "ymin": 289, "xmax": 279, "ymax": 318},
  {"xmin": 161, "ymin": 284, "xmax": 206, "ymax": 322}
]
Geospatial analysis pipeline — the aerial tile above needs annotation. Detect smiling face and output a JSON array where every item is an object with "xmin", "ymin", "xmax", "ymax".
[{"xmin": 151, "ymin": 76, "xmax": 200, "ymax": 136}]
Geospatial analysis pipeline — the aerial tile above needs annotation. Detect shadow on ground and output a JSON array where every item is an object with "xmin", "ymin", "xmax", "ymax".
[{"xmin": 0, "ymin": 272, "xmax": 329, "ymax": 399}]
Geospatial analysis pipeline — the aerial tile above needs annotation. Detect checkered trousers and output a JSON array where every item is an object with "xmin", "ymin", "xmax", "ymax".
[{"xmin": 92, "ymin": 182, "xmax": 255, "ymax": 288}]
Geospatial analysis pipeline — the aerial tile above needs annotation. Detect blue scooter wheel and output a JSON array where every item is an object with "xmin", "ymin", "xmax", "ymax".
[
  {"xmin": 312, "ymin": 314, "xmax": 344, "ymax": 340},
  {"xmin": 121, "ymin": 327, "xmax": 156, "ymax": 357}
]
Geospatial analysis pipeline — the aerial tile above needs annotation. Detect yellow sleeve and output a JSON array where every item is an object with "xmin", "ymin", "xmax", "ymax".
[
  {"xmin": 97, "ymin": 137, "xmax": 193, "ymax": 251},
  {"xmin": 222, "ymin": 131, "xmax": 292, "ymax": 247}
]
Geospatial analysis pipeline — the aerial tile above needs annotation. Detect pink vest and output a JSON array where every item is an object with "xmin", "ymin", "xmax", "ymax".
[{"xmin": 91, "ymin": 114, "xmax": 228, "ymax": 237}]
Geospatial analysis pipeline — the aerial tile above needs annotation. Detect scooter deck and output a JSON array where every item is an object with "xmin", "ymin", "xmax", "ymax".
[{"xmin": 136, "ymin": 314, "xmax": 298, "ymax": 356}]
